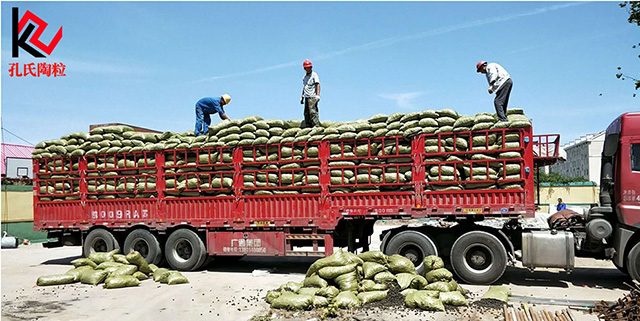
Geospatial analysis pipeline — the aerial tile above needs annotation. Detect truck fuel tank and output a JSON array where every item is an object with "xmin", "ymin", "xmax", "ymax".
[{"xmin": 522, "ymin": 230, "xmax": 575, "ymax": 271}]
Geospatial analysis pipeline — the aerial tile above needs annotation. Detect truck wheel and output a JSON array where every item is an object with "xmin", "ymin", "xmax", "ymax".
[
  {"xmin": 165, "ymin": 229, "xmax": 207, "ymax": 271},
  {"xmin": 627, "ymin": 242, "xmax": 640, "ymax": 282},
  {"xmin": 384, "ymin": 230, "xmax": 438, "ymax": 275},
  {"xmin": 83, "ymin": 229, "xmax": 120, "ymax": 257},
  {"xmin": 123, "ymin": 229, "xmax": 162, "ymax": 265},
  {"xmin": 450, "ymin": 231, "xmax": 507, "ymax": 285},
  {"xmin": 613, "ymin": 261, "xmax": 628, "ymax": 275}
]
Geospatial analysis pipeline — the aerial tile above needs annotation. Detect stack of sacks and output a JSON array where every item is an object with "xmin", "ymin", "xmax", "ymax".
[
  {"xmin": 36, "ymin": 250, "xmax": 189, "ymax": 288},
  {"xmin": 33, "ymin": 108, "xmax": 532, "ymax": 200},
  {"xmin": 265, "ymin": 250, "xmax": 469, "ymax": 312}
]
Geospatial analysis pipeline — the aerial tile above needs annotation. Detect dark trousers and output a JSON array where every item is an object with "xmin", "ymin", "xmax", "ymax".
[
  {"xmin": 494, "ymin": 78, "xmax": 513, "ymax": 122},
  {"xmin": 302, "ymin": 97, "xmax": 320, "ymax": 128}
]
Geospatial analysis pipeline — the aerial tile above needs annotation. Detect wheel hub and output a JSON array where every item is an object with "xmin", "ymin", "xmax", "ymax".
[
  {"xmin": 132, "ymin": 238, "xmax": 149, "ymax": 257},
  {"xmin": 174, "ymin": 239, "xmax": 193, "ymax": 262},
  {"xmin": 463, "ymin": 244, "xmax": 493, "ymax": 273},
  {"xmin": 92, "ymin": 238, "xmax": 108, "ymax": 253},
  {"xmin": 400, "ymin": 244, "xmax": 423, "ymax": 266}
]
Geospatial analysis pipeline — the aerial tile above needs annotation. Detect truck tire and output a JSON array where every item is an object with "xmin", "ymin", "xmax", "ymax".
[
  {"xmin": 165, "ymin": 229, "xmax": 207, "ymax": 271},
  {"xmin": 627, "ymin": 241, "xmax": 640, "ymax": 282},
  {"xmin": 123, "ymin": 229, "xmax": 162, "ymax": 265},
  {"xmin": 450, "ymin": 231, "xmax": 507, "ymax": 285},
  {"xmin": 383, "ymin": 230, "xmax": 438, "ymax": 275},
  {"xmin": 83, "ymin": 229, "xmax": 120, "ymax": 257}
]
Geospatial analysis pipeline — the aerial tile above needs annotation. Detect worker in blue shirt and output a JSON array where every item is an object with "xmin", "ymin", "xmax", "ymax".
[
  {"xmin": 195, "ymin": 94, "xmax": 231, "ymax": 136},
  {"xmin": 556, "ymin": 198, "xmax": 567, "ymax": 211}
]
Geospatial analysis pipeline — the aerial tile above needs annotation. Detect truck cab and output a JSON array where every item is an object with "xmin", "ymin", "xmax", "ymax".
[{"xmin": 588, "ymin": 112, "xmax": 640, "ymax": 280}]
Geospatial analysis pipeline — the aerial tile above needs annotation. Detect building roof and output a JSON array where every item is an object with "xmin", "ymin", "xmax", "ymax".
[
  {"xmin": 1, "ymin": 143, "xmax": 34, "ymax": 175},
  {"xmin": 561, "ymin": 131, "xmax": 605, "ymax": 150}
]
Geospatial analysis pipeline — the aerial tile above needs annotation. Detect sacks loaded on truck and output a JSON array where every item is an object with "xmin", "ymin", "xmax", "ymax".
[{"xmin": 33, "ymin": 107, "xmax": 560, "ymax": 282}]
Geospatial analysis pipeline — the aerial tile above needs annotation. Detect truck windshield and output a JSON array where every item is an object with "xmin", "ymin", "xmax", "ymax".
[{"xmin": 632, "ymin": 144, "xmax": 640, "ymax": 172}]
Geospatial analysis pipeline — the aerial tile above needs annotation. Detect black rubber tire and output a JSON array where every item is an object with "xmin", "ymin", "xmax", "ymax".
[
  {"xmin": 383, "ymin": 230, "xmax": 438, "ymax": 275},
  {"xmin": 165, "ymin": 229, "xmax": 207, "ymax": 271},
  {"xmin": 123, "ymin": 229, "xmax": 162, "ymax": 265},
  {"xmin": 450, "ymin": 231, "xmax": 507, "ymax": 285},
  {"xmin": 83, "ymin": 229, "xmax": 120, "ymax": 257},
  {"xmin": 613, "ymin": 260, "xmax": 628, "ymax": 275},
  {"xmin": 627, "ymin": 241, "xmax": 640, "ymax": 282}
]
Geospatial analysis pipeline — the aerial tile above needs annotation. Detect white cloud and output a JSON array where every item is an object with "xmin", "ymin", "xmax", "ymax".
[
  {"xmin": 191, "ymin": 2, "xmax": 584, "ymax": 83},
  {"xmin": 378, "ymin": 92, "xmax": 424, "ymax": 110}
]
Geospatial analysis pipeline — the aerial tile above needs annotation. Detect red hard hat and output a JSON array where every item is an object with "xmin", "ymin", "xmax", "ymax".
[
  {"xmin": 476, "ymin": 61, "xmax": 487, "ymax": 72},
  {"xmin": 303, "ymin": 60, "xmax": 313, "ymax": 68}
]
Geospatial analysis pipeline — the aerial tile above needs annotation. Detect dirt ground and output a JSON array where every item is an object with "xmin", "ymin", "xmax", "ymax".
[{"xmin": 1, "ymin": 223, "xmax": 632, "ymax": 321}]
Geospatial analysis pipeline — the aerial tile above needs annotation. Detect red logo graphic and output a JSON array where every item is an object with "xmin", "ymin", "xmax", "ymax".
[{"xmin": 12, "ymin": 7, "xmax": 62, "ymax": 58}]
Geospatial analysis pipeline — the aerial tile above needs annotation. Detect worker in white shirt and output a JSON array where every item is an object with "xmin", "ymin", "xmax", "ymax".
[
  {"xmin": 300, "ymin": 59, "xmax": 321, "ymax": 128},
  {"xmin": 476, "ymin": 61, "xmax": 513, "ymax": 122}
]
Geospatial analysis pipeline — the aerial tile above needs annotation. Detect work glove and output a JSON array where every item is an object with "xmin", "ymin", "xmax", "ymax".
[{"xmin": 300, "ymin": 97, "xmax": 304, "ymax": 104}]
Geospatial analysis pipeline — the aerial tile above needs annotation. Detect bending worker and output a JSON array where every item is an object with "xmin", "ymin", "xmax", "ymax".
[
  {"xmin": 300, "ymin": 59, "xmax": 321, "ymax": 128},
  {"xmin": 195, "ymin": 94, "xmax": 231, "ymax": 136},
  {"xmin": 476, "ymin": 61, "xmax": 512, "ymax": 122}
]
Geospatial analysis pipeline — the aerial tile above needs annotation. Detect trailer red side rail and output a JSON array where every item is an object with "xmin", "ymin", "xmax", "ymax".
[{"xmin": 34, "ymin": 127, "xmax": 558, "ymax": 258}]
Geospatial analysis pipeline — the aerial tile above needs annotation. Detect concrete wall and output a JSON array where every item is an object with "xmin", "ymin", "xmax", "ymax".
[
  {"xmin": 0, "ymin": 185, "xmax": 47, "ymax": 242},
  {"xmin": 536, "ymin": 184, "xmax": 599, "ymax": 214},
  {"xmin": 1, "ymin": 186, "xmax": 34, "ymax": 222}
]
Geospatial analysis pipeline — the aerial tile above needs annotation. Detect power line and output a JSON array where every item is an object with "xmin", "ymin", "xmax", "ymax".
[{"xmin": 1, "ymin": 127, "xmax": 35, "ymax": 146}]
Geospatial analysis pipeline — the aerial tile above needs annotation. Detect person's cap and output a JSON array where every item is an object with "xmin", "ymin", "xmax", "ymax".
[
  {"xmin": 303, "ymin": 60, "xmax": 313, "ymax": 68},
  {"xmin": 221, "ymin": 94, "xmax": 231, "ymax": 104},
  {"xmin": 476, "ymin": 61, "xmax": 487, "ymax": 72}
]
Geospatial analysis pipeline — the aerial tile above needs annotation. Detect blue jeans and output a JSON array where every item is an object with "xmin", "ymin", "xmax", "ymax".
[{"xmin": 195, "ymin": 103, "xmax": 213, "ymax": 136}]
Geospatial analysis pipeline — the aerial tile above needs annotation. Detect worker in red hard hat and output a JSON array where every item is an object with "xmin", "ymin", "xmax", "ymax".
[
  {"xmin": 300, "ymin": 59, "xmax": 321, "ymax": 128},
  {"xmin": 194, "ymin": 94, "xmax": 231, "ymax": 136},
  {"xmin": 476, "ymin": 61, "xmax": 512, "ymax": 122}
]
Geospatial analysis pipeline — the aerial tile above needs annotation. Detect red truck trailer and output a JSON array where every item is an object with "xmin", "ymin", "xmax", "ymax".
[{"xmin": 33, "ymin": 113, "xmax": 640, "ymax": 284}]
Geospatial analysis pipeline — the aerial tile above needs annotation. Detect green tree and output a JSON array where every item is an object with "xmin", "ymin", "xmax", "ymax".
[
  {"xmin": 618, "ymin": 2, "xmax": 640, "ymax": 97},
  {"xmin": 534, "ymin": 170, "xmax": 590, "ymax": 184}
]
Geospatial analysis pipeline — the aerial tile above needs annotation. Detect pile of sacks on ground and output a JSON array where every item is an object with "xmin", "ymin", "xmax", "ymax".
[
  {"xmin": 32, "ymin": 108, "xmax": 531, "ymax": 199},
  {"xmin": 265, "ymin": 250, "xmax": 469, "ymax": 312},
  {"xmin": 36, "ymin": 250, "xmax": 188, "ymax": 288}
]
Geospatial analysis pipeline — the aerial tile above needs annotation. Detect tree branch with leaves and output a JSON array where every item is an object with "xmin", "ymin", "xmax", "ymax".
[{"xmin": 618, "ymin": 1, "xmax": 640, "ymax": 97}]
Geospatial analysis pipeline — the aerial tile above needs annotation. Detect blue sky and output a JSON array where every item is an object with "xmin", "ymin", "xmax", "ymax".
[{"xmin": 1, "ymin": 1, "xmax": 638, "ymax": 146}]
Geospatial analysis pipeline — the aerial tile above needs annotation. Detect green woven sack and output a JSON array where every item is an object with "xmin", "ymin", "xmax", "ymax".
[
  {"xmin": 472, "ymin": 122, "xmax": 493, "ymax": 131},
  {"xmin": 357, "ymin": 290, "xmax": 388, "ymax": 304},
  {"xmin": 438, "ymin": 108, "xmax": 458, "ymax": 118},
  {"xmin": 440, "ymin": 291, "xmax": 468, "ymax": 306},
  {"xmin": 103, "ymin": 275, "xmax": 140, "ymax": 289},
  {"xmin": 270, "ymin": 292, "xmax": 314, "ymax": 310},
  {"xmin": 357, "ymin": 251, "xmax": 388, "ymax": 265},
  {"xmin": 419, "ymin": 118, "xmax": 438, "ymax": 127},
  {"xmin": 387, "ymin": 112, "xmax": 404, "ymax": 123},
  {"xmin": 316, "ymin": 285, "xmax": 340, "ymax": 299},
  {"xmin": 498, "ymin": 152, "xmax": 521, "ymax": 159},
  {"xmin": 334, "ymin": 291, "xmax": 361, "ymax": 309},
  {"xmin": 37, "ymin": 274, "xmax": 76, "ymax": 286},
  {"xmin": 335, "ymin": 271, "xmax": 360, "ymax": 291},
  {"xmin": 509, "ymin": 120, "xmax": 531, "ymax": 128},
  {"xmin": 474, "ymin": 114, "xmax": 496, "ymax": 124},
  {"xmin": 396, "ymin": 273, "xmax": 417, "ymax": 290},
  {"xmin": 254, "ymin": 121, "xmax": 269, "ymax": 130},
  {"xmin": 400, "ymin": 112, "xmax": 420, "ymax": 122},
  {"xmin": 363, "ymin": 262, "xmax": 388, "ymax": 279},
  {"xmin": 388, "ymin": 254, "xmax": 416, "ymax": 274},
  {"xmin": 410, "ymin": 275, "xmax": 429, "ymax": 290},
  {"xmin": 405, "ymin": 291, "xmax": 445, "ymax": 311},
  {"xmin": 369, "ymin": 114, "xmax": 388, "ymax": 123},
  {"xmin": 435, "ymin": 126, "xmax": 453, "ymax": 134},
  {"xmin": 419, "ymin": 110, "xmax": 439, "ymax": 118},
  {"xmin": 481, "ymin": 285, "xmax": 511, "ymax": 302},
  {"xmin": 303, "ymin": 274, "xmax": 329, "ymax": 288},
  {"xmin": 425, "ymin": 268, "xmax": 453, "ymax": 283},
  {"xmin": 453, "ymin": 116, "xmax": 474, "ymax": 127}
]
